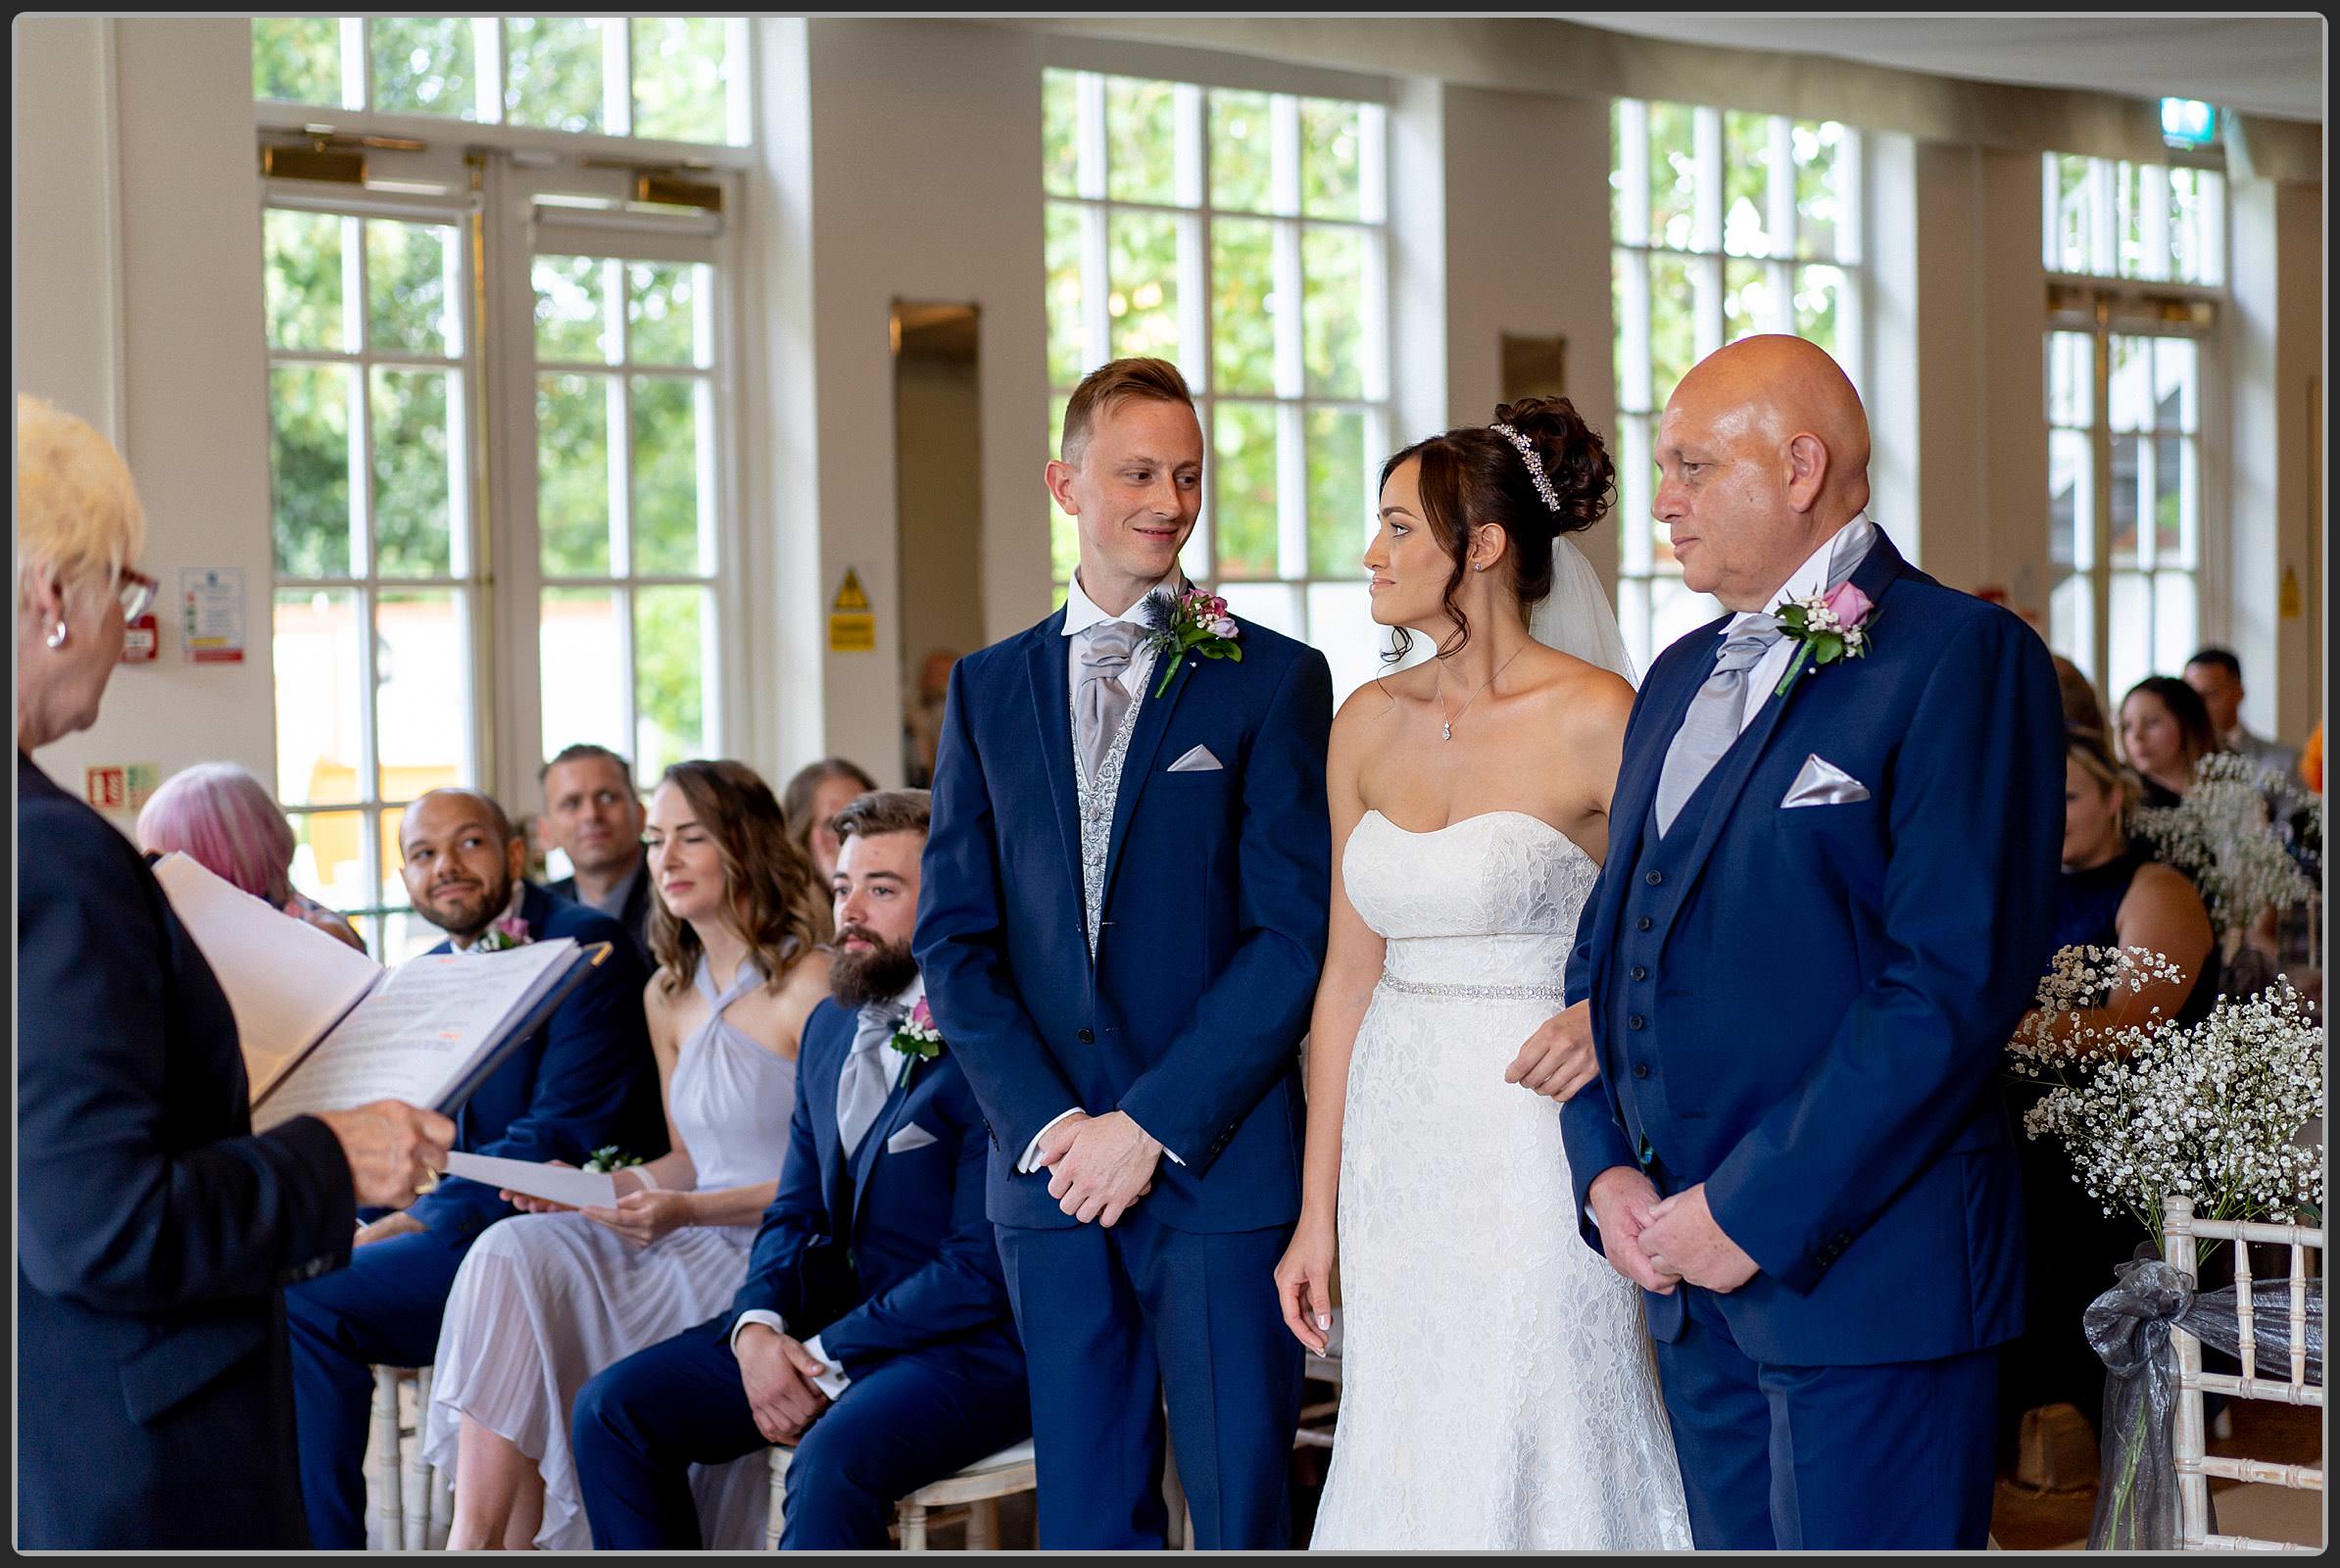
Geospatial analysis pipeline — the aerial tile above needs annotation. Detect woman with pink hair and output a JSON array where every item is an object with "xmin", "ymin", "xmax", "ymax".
[{"xmin": 136, "ymin": 762, "xmax": 366, "ymax": 952}]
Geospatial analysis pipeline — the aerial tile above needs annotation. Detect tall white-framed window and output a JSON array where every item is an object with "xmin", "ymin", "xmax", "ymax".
[
  {"xmin": 522, "ymin": 215, "xmax": 734, "ymax": 793},
  {"xmin": 1041, "ymin": 67, "xmax": 1395, "ymax": 701},
  {"xmin": 257, "ymin": 19, "xmax": 749, "ymax": 958},
  {"xmin": 2042, "ymin": 151, "xmax": 2225, "ymax": 704},
  {"xmin": 264, "ymin": 196, "xmax": 483, "ymax": 961},
  {"xmin": 1609, "ymin": 100, "xmax": 1865, "ymax": 672}
]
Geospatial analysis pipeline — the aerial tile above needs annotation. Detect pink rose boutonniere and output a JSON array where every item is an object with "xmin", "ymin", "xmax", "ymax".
[
  {"xmin": 1139, "ymin": 586, "xmax": 1243, "ymax": 697},
  {"xmin": 473, "ymin": 910, "xmax": 534, "ymax": 953},
  {"xmin": 888, "ymin": 998, "xmax": 946, "ymax": 1090},
  {"xmin": 1772, "ymin": 580, "xmax": 1877, "ymax": 698}
]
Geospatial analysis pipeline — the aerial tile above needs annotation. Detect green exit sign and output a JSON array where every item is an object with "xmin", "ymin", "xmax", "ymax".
[{"xmin": 2161, "ymin": 97, "xmax": 2217, "ymax": 149}]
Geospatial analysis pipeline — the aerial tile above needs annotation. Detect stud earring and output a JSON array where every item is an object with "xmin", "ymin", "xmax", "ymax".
[{"xmin": 45, "ymin": 622, "xmax": 68, "ymax": 649}]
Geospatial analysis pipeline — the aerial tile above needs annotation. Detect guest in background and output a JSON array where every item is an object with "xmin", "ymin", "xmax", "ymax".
[
  {"xmin": 904, "ymin": 649, "xmax": 959, "ymax": 787},
  {"xmin": 2118, "ymin": 675, "xmax": 2219, "ymax": 808},
  {"xmin": 2184, "ymin": 646, "xmax": 2301, "ymax": 783},
  {"xmin": 424, "ymin": 760, "xmax": 830, "ymax": 1549},
  {"xmin": 18, "ymin": 393, "xmax": 453, "ymax": 1548},
  {"xmin": 573, "ymin": 788, "xmax": 1029, "ymax": 1550},
  {"xmin": 135, "ymin": 760, "xmax": 366, "ymax": 952},
  {"xmin": 2050, "ymin": 652, "xmax": 2108, "ymax": 735},
  {"xmin": 539, "ymin": 741, "xmax": 655, "ymax": 962},
  {"xmin": 782, "ymin": 757, "xmax": 880, "ymax": 941},
  {"xmin": 1997, "ymin": 726, "xmax": 2218, "ymax": 1459},
  {"xmin": 285, "ymin": 787, "xmax": 667, "ymax": 1549}
]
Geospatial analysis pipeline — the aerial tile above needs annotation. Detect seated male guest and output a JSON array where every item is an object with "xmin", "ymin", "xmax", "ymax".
[
  {"xmin": 573, "ymin": 789, "xmax": 1030, "ymax": 1549},
  {"xmin": 539, "ymin": 741, "xmax": 655, "ymax": 962},
  {"xmin": 286, "ymin": 787, "xmax": 665, "ymax": 1548}
]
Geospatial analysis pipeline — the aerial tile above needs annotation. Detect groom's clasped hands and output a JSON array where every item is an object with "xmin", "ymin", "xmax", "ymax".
[{"xmin": 1035, "ymin": 1108, "xmax": 1160, "ymax": 1226}]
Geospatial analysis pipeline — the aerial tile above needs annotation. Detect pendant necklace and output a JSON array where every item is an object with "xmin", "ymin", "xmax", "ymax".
[{"xmin": 1438, "ymin": 642, "xmax": 1528, "ymax": 742}]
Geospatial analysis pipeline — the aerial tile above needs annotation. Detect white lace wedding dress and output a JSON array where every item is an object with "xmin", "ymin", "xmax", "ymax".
[{"xmin": 1310, "ymin": 808, "xmax": 1693, "ymax": 1550}]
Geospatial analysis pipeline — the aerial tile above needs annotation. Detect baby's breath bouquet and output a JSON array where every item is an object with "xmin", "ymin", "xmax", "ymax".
[
  {"xmin": 2130, "ymin": 753, "xmax": 2320, "ymax": 940},
  {"xmin": 2006, "ymin": 945, "xmax": 2324, "ymax": 1248},
  {"xmin": 2007, "ymin": 944, "xmax": 2324, "ymax": 1549}
]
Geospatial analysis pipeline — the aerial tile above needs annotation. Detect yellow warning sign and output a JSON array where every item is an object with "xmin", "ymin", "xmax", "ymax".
[{"xmin": 829, "ymin": 567, "xmax": 875, "ymax": 652}]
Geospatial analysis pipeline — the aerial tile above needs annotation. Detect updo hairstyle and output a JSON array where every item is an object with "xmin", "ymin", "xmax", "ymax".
[{"xmin": 1379, "ymin": 396, "xmax": 1615, "ymax": 661}]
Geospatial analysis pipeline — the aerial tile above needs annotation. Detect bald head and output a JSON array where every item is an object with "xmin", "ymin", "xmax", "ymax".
[
  {"xmin": 1654, "ymin": 335, "xmax": 1874, "ymax": 612},
  {"xmin": 406, "ymin": 787, "xmax": 514, "ymax": 849}
]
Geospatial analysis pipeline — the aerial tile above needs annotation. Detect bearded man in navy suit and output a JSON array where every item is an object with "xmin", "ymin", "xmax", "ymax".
[
  {"xmin": 915, "ymin": 357, "xmax": 1333, "ymax": 1548},
  {"xmin": 1555, "ymin": 336, "xmax": 2063, "ymax": 1549}
]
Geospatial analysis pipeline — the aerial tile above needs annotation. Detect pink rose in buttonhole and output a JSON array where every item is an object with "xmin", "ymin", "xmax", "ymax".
[{"xmin": 1823, "ymin": 580, "xmax": 1873, "ymax": 627}]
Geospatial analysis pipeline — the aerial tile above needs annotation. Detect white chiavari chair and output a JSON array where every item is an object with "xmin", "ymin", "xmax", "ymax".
[{"xmin": 2164, "ymin": 1196, "xmax": 2324, "ymax": 1552}]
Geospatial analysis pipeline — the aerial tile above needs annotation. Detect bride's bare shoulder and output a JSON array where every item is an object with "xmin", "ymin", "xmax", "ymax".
[{"xmin": 1334, "ymin": 667, "xmax": 1423, "ymax": 729}]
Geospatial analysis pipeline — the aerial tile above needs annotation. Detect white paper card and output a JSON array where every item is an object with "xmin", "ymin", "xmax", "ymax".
[{"xmin": 442, "ymin": 1151, "xmax": 618, "ymax": 1209}]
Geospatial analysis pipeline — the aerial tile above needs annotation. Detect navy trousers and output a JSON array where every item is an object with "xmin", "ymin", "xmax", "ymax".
[
  {"xmin": 572, "ymin": 1319, "xmax": 1030, "ymax": 1550},
  {"xmin": 284, "ymin": 1229, "xmax": 468, "ymax": 1549},
  {"xmin": 1656, "ymin": 1286, "xmax": 2000, "ymax": 1549},
  {"xmin": 993, "ymin": 1210, "xmax": 1302, "ymax": 1549}
]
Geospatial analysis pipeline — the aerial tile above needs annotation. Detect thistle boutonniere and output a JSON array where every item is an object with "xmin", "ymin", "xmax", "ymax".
[
  {"xmin": 1772, "ymin": 580, "xmax": 1878, "ymax": 698},
  {"xmin": 1140, "ymin": 586, "xmax": 1243, "ymax": 698},
  {"xmin": 888, "ymin": 998, "xmax": 945, "ymax": 1090},
  {"xmin": 471, "ymin": 910, "xmax": 534, "ymax": 953}
]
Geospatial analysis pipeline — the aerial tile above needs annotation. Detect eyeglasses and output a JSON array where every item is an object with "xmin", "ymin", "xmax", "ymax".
[{"xmin": 118, "ymin": 567, "xmax": 158, "ymax": 625}]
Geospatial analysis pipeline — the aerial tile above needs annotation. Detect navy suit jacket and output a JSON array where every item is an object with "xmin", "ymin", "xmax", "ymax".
[
  {"xmin": 913, "ymin": 607, "xmax": 1334, "ymax": 1231},
  {"xmin": 404, "ymin": 880, "xmax": 665, "ymax": 1245},
  {"xmin": 17, "ymin": 753, "xmax": 356, "ymax": 1547},
  {"xmin": 547, "ymin": 866, "xmax": 655, "ymax": 967},
  {"xmin": 1559, "ymin": 530, "xmax": 2064, "ymax": 1366},
  {"xmin": 724, "ymin": 998, "xmax": 1021, "ymax": 1379}
]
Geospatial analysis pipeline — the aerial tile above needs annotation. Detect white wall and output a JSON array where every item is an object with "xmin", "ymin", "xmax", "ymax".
[{"xmin": 16, "ymin": 18, "xmax": 278, "ymax": 829}]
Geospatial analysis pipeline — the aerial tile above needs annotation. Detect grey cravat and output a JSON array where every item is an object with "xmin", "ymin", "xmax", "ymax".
[
  {"xmin": 836, "ymin": 1004, "xmax": 901, "ymax": 1159},
  {"xmin": 1076, "ymin": 618, "xmax": 1141, "ymax": 782},
  {"xmin": 1653, "ymin": 614, "xmax": 1783, "ymax": 836}
]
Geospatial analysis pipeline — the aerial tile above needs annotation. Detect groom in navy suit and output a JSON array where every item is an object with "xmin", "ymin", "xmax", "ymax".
[
  {"xmin": 1558, "ymin": 336, "xmax": 2063, "ymax": 1549},
  {"xmin": 573, "ymin": 789, "xmax": 1028, "ymax": 1549},
  {"xmin": 915, "ymin": 357, "xmax": 1333, "ymax": 1547}
]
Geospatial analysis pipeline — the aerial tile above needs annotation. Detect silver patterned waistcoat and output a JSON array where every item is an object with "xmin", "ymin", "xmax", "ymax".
[{"xmin": 1071, "ymin": 657, "xmax": 1150, "ymax": 956}]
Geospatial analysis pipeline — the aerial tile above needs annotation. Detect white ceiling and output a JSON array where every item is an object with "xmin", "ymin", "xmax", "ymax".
[{"xmin": 1568, "ymin": 15, "xmax": 2326, "ymax": 123}]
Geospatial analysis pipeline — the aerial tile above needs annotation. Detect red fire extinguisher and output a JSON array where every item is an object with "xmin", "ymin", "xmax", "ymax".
[{"xmin": 121, "ymin": 610, "xmax": 159, "ymax": 663}]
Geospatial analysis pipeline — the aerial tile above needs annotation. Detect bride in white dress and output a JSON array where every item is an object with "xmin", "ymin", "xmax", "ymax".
[{"xmin": 1277, "ymin": 400, "xmax": 1693, "ymax": 1549}]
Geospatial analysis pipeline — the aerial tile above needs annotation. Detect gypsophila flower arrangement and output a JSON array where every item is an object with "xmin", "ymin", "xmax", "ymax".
[
  {"xmin": 2130, "ymin": 753, "xmax": 2320, "ymax": 939},
  {"xmin": 2005, "ymin": 944, "xmax": 2324, "ymax": 1252}
]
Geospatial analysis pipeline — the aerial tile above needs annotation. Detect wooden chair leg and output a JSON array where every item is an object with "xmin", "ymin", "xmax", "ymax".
[
  {"xmin": 898, "ymin": 1500, "xmax": 930, "ymax": 1550},
  {"xmin": 369, "ymin": 1366, "xmax": 405, "ymax": 1550},
  {"xmin": 964, "ymin": 1496, "xmax": 999, "ymax": 1551}
]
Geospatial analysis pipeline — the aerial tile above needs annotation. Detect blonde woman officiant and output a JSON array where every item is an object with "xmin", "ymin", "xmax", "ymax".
[{"xmin": 16, "ymin": 393, "xmax": 453, "ymax": 1548}]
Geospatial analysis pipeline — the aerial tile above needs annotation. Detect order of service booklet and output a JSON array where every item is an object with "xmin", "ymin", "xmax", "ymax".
[{"xmin": 152, "ymin": 853, "xmax": 610, "ymax": 1133}]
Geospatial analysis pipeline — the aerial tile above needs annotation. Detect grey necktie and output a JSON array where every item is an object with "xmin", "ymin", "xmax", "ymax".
[
  {"xmin": 1076, "ymin": 618, "xmax": 1141, "ymax": 782},
  {"xmin": 836, "ymin": 1004, "xmax": 901, "ymax": 1160},
  {"xmin": 1652, "ymin": 614, "xmax": 1784, "ymax": 837}
]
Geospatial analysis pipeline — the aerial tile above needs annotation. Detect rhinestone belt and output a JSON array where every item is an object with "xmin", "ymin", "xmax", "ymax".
[{"xmin": 1377, "ymin": 974, "xmax": 1567, "ymax": 1004}]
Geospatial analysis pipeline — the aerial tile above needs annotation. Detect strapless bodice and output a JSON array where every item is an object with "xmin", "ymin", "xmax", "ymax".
[{"xmin": 1341, "ymin": 809, "xmax": 1597, "ymax": 991}]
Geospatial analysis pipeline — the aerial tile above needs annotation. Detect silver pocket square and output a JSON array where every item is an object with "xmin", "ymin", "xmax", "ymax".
[
  {"xmin": 1782, "ymin": 754, "xmax": 1871, "ymax": 808},
  {"xmin": 885, "ymin": 1123, "xmax": 940, "ymax": 1154},
  {"xmin": 1167, "ymin": 744, "xmax": 1223, "ymax": 773}
]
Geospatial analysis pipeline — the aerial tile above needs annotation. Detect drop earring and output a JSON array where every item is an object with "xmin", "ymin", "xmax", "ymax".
[{"xmin": 45, "ymin": 622, "xmax": 68, "ymax": 649}]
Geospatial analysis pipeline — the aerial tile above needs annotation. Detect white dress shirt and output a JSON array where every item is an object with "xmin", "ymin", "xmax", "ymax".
[
  {"xmin": 1727, "ymin": 513, "xmax": 1877, "ymax": 735},
  {"xmin": 1016, "ymin": 569, "xmax": 1188, "ymax": 1177},
  {"xmin": 727, "ymin": 977, "xmax": 926, "ymax": 1398}
]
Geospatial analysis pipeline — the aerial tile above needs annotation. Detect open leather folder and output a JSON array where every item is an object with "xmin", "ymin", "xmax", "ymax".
[{"xmin": 151, "ymin": 853, "xmax": 610, "ymax": 1132}]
